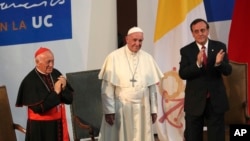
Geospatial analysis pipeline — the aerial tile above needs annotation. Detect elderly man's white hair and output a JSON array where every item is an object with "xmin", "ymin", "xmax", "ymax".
[{"xmin": 127, "ymin": 27, "xmax": 143, "ymax": 35}]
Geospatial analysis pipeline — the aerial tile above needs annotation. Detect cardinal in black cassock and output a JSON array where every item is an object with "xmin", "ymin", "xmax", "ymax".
[{"xmin": 16, "ymin": 47, "xmax": 74, "ymax": 141}]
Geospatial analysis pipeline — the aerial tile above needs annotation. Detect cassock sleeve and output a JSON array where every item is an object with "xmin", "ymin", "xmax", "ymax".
[
  {"xmin": 60, "ymin": 82, "xmax": 74, "ymax": 104},
  {"xmin": 29, "ymin": 81, "xmax": 73, "ymax": 113},
  {"xmin": 101, "ymin": 80, "xmax": 115, "ymax": 114},
  {"xmin": 29, "ymin": 91, "xmax": 61, "ymax": 113},
  {"xmin": 149, "ymin": 84, "xmax": 157, "ymax": 114}
]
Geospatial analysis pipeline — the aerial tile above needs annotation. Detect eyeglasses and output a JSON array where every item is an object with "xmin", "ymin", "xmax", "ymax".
[{"xmin": 193, "ymin": 28, "xmax": 207, "ymax": 34}]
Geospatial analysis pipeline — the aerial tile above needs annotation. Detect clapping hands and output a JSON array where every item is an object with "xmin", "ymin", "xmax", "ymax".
[{"xmin": 54, "ymin": 75, "xmax": 67, "ymax": 94}]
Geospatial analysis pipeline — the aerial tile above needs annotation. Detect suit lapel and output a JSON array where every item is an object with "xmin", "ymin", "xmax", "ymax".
[{"xmin": 207, "ymin": 40, "xmax": 217, "ymax": 65}]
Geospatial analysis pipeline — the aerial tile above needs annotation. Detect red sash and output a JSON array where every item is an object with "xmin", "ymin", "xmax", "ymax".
[{"xmin": 28, "ymin": 104, "xmax": 69, "ymax": 141}]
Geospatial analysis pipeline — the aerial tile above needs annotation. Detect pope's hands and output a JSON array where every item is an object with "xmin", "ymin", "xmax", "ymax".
[
  {"xmin": 151, "ymin": 113, "xmax": 157, "ymax": 123},
  {"xmin": 105, "ymin": 113, "xmax": 115, "ymax": 126}
]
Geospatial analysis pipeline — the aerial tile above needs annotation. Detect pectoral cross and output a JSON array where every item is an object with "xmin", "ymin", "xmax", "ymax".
[{"xmin": 130, "ymin": 77, "xmax": 137, "ymax": 87}]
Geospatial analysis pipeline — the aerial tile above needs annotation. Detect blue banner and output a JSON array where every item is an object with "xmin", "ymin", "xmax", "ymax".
[
  {"xmin": 0, "ymin": 0, "xmax": 72, "ymax": 46},
  {"xmin": 204, "ymin": 0, "xmax": 235, "ymax": 22}
]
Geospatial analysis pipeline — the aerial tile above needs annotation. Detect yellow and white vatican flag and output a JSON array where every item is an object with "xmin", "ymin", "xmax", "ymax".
[{"xmin": 153, "ymin": 0, "xmax": 206, "ymax": 141}]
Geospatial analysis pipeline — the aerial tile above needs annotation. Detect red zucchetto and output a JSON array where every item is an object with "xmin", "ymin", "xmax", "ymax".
[{"xmin": 34, "ymin": 47, "xmax": 51, "ymax": 57}]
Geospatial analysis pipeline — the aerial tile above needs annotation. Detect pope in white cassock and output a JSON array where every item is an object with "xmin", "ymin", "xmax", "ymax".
[{"xmin": 98, "ymin": 27, "xmax": 163, "ymax": 141}]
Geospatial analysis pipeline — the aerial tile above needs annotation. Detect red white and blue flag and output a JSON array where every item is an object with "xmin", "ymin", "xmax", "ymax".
[{"xmin": 153, "ymin": 0, "xmax": 240, "ymax": 140}]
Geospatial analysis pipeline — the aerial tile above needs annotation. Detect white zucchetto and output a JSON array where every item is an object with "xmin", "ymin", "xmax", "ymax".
[{"xmin": 127, "ymin": 27, "xmax": 143, "ymax": 35}]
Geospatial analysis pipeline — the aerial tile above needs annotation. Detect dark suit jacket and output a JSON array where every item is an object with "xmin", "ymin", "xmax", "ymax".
[{"xmin": 179, "ymin": 39, "xmax": 232, "ymax": 116}]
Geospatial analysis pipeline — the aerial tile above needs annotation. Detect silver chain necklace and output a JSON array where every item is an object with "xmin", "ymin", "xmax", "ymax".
[{"xmin": 125, "ymin": 48, "xmax": 139, "ymax": 87}]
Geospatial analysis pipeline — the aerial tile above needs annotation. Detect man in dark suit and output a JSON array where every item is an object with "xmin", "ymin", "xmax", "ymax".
[{"xmin": 178, "ymin": 18, "xmax": 232, "ymax": 141}]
